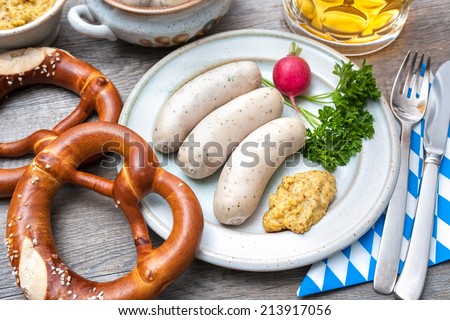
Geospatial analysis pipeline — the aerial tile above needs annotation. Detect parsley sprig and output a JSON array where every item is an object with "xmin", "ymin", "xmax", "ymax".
[
  {"xmin": 303, "ymin": 60, "xmax": 381, "ymax": 171},
  {"xmin": 264, "ymin": 60, "xmax": 381, "ymax": 171}
]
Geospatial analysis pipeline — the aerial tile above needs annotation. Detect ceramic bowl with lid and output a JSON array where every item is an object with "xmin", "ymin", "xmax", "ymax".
[{"xmin": 68, "ymin": 0, "xmax": 235, "ymax": 47}]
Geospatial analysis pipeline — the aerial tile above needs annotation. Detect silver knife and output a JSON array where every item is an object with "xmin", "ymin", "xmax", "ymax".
[{"xmin": 394, "ymin": 61, "xmax": 450, "ymax": 300}]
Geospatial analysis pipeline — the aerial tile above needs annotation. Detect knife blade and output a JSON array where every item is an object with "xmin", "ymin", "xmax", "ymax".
[{"xmin": 394, "ymin": 61, "xmax": 450, "ymax": 300}]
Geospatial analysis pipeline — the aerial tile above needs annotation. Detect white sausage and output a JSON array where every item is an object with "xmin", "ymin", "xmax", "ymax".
[
  {"xmin": 177, "ymin": 87, "xmax": 284, "ymax": 179},
  {"xmin": 213, "ymin": 117, "xmax": 306, "ymax": 225},
  {"xmin": 153, "ymin": 61, "xmax": 262, "ymax": 153}
]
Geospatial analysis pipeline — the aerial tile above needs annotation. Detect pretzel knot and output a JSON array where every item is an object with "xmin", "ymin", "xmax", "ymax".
[
  {"xmin": 5, "ymin": 122, "xmax": 204, "ymax": 300},
  {"xmin": 0, "ymin": 47, "xmax": 123, "ymax": 198}
]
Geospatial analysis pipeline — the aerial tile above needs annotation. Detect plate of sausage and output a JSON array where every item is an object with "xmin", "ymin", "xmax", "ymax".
[{"xmin": 119, "ymin": 29, "xmax": 400, "ymax": 271}]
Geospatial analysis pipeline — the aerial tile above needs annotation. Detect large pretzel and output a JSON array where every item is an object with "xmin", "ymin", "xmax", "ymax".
[
  {"xmin": 5, "ymin": 122, "xmax": 204, "ymax": 300},
  {"xmin": 0, "ymin": 47, "xmax": 122, "ymax": 198}
]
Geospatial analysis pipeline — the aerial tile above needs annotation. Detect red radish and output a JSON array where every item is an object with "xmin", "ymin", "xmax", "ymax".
[{"xmin": 272, "ymin": 42, "xmax": 311, "ymax": 113}]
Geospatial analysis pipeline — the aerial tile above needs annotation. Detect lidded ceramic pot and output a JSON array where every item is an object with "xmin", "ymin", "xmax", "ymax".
[{"xmin": 68, "ymin": 0, "xmax": 234, "ymax": 47}]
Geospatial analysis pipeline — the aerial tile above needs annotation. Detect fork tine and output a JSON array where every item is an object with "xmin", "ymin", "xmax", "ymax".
[
  {"xmin": 391, "ymin": 51, "xmax": 411, "ymax": 97},
  {"xmin": 410, "ymin": 53, "xmax": 424, "ymax": 98},
  {"xmin": 418, "ymin": 55, "xmax": 431, "ymax": 101},
  {"xmin": 401, "ymin": 50, "xmax": 417, "ymax": 96}
]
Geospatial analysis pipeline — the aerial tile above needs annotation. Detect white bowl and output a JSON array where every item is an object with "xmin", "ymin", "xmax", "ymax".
[
  {"xmin": 68, "ymin": 0, "xmax": 234, "ymax": 47},
  {"xmin": 0, "ymin": 0, "xmax": 66, "ymax": 53}
]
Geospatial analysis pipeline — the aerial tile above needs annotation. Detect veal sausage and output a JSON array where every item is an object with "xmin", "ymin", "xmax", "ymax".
[
  {"xmin": 213, "ymin": 117, "xmax": 306, "ymax": 225},
  {"xmin": 153, "ymin": 61, "xmax": 262, "ymax": 153},
  {"xmin": 177, "ymin": 87, "xmax": 284, "ymax": 179}
]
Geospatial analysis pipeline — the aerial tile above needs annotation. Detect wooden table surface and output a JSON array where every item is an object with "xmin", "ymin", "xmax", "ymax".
[{"xmin": 1, "ymin": 0, "xmax": 450, "ymax": 300}]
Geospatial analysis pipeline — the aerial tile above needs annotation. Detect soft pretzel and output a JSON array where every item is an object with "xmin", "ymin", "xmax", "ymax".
[
  {"xmin": 5, "ymin": 122, "xmax": 204, "ymax": 300},
  {"xmin": 0, "ymin": 47, "xmax": 122, "ymax": 198}
]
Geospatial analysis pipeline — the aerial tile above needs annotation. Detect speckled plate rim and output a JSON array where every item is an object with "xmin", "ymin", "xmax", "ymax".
[{"xmin": 119, "ymin": 29, "xmax": 400, "ymax": 271}]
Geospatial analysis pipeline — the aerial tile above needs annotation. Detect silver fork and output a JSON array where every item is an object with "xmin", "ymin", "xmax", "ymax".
[{"xmin": 373, "ymin": 51, "xmax": 431, "ymax": 294}]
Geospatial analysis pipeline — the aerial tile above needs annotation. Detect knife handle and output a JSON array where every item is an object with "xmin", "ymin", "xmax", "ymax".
[
  {"xmin": 373, "ymin": 124, "xmax": 412, "ymax": 294},
  {"xmin": 394, "ymin": 155, "xmax": 440, "ymax": 300}
]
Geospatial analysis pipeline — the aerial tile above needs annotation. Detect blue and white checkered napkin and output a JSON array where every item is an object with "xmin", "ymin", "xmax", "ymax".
[{"xmin": 298, "ymin": 120, "xmax": 450, "ymax": 297}]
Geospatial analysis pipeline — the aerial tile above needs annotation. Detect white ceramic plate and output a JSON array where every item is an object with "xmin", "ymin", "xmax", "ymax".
[{"xmin": 119, "ymin": 29, "xmax": 400, "ymax": 271}]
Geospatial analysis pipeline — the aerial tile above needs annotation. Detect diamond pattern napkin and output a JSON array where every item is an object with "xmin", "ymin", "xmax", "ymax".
[{"xmin": 298, "ymin": 120, "xmax": 450, "ymax": 297}]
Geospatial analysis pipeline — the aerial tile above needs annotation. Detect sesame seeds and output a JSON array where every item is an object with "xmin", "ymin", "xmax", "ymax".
[
  {"xmin": 4, "ymin": 238, "xmax": 20, "ymax": 283},
  {"xmin": 0, "ymin": 72, "xmax": 26, "ymax": 86},
  {"xmin": 3, "ymin": 238, "xmax": 9, "ymax": 254},
  {"xmin": 86, "ymin": 290, "xmax": 104, "ymax": 300},
  {"xmin": 40, "ymin": 64, "xmax": 48, "ymax": 76},
  {"xmin": 32, "ymin": 238, "xmax": 38, "ymax": 247},
  {"xmin": 50, "ymin": 265, "xmax": 74, "ymax": 295},
  {"xmin": 39, "ymin": 53, "xmax": 60, "ymax": 78},
  {"xmin": 9, "ymin": 250, "xmax": 19, "ymax": 260}
]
